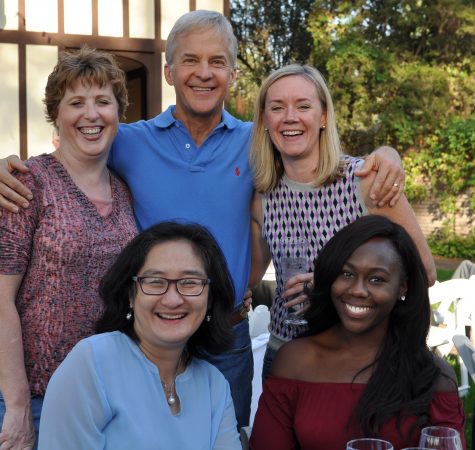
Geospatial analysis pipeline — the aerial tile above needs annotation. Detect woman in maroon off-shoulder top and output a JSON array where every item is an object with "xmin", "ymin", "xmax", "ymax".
[{"xmin": 250, "ymin": 216, "xmax": 465, "ymax": 450}]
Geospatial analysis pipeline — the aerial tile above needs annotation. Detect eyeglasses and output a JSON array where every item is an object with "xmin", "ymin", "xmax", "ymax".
[{"xmin": 132, "ymin": 276, "xmax": 210, "ymax": 296}]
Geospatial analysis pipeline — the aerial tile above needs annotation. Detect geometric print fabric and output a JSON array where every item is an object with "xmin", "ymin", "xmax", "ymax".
[{"xmin": 262, "ymin": 156, "xmax": 365, "ymax": 340}]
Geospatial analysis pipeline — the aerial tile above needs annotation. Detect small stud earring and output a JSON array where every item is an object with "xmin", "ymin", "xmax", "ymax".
[
  {"xmin": 206, "ymin": 315, "xmax": 211, "ymax": 322},
  {"xmin": 399, "ymin": 295, "xmax": 406, "ymax": 302},
  {"xmin": 126, "ymin": 309, "xmax": 133, "ymax": 320},
  {"xmin": 264, "ymin": 128, "xmax": 268, "ymax": 132},
  {"xmin": 320, "ymin": 125, "xmax": 326, "ymax": 130}
]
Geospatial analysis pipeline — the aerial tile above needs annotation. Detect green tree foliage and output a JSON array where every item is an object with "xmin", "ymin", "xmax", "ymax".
[
  {"xmin": 231, "ymin": 0, "xmax": 314, "ymax": 84},
  {"xmin": 307, "ymin": 0, "xmax": 475, "ymax": 246},
  {"xmin": 230, "ymin": 0, "xmax": 474, "ymax": 252},
  {"xmin": 308, "ymin": 0, "xmax": 475, "ymax": 152},
  {"xmin": 229, "ymin": 0, "xmax": 314, "ymax": 118}
]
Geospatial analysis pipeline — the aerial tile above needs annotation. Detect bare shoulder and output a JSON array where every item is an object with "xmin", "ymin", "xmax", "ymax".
[
  {"xmin": 270, "ymin": 336, "xmax": 321, "ymax": 379},
  {"xmin": 433, "ymin": 356, "xmax": 458, "ymax": 393}
]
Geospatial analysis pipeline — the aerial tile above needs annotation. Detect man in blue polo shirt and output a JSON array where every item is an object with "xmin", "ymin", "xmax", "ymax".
[
  {"xmin": 0, "ymin": 11, "xmax": 404, "ymax": 429},
  {"xmin": 108, "ymin": 12, "xmax": 254, "ymax": 429}
]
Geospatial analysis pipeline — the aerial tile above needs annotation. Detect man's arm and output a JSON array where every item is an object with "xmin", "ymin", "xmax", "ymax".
[
  {"xmin": 360, "ymin": 171, "xmax": 437, "ymax": 285},
  {"xmin": 355, "ymin": 146, "xmax": 405, "ymax": 207},
  {"xmin": 0, "ymin": 156, "xmax": 32, "ymax": 215}
]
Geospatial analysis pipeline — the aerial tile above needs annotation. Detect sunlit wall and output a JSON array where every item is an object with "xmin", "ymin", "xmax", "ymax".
[
  {"xmin": 25, "ymin": 0, "xmax": 58, "ymax": 32},
  {"xmin": 129, "ymin": 0, "xmax": 155, "ymax": 39},
  {"xmin": 160, "ymin": 0, "xmax": 189, "ymax": 40},
  {"xmin": 26, "ymin": 45, "xmax": 58, "ymax": 157},
  {"xmin": 64, "ymin": 0, "xmax": 92, "ymax": 35},
  {"xmin": 161, "ymin": 53, "xmax": 176, "ymax": 112},
  {"xmin": 0, "ymin": 44, "xmax": 20, "ymax": 158},
  {"xmin": 98, "ymin": 0, "xmax": 123, "ymax": 37},
  {"xmin": 196, "ymin": 0, "xmax": 223, "ymax": 13},
  {"xmin": 1, "ymin": 0, "xmax": 18, "ymax": 30}
]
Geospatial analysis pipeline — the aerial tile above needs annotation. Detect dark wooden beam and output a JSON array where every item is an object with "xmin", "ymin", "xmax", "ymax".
[
  {"xmin": 57, "ymin": 0, "xmax": 64, "ymax": 35},
  {"xmin": 223, "ymin": 0, "xmax": 230, "ymax": 18},
  {"xmin": 17, "ymin": 0, "xmax": 27, "ymax": 158},
  {"xmin": 92, "ymin": 0, "xmax": 98, "ymax": 35},
  {"xmin": 18, "ymin": 44, "xmax": 27, "ymax": 160},
  {"xmin": 0, "ymin": 30, "xmax": 157, "ymax": 52},
  {"xmin": 122, "ymin": 0, "xmax": 129, "ymax": 38}
]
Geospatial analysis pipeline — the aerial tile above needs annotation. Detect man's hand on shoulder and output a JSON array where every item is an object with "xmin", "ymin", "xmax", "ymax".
[{"xmin": 0, "ymin": 155, "xmax": 32, "ymax": 215}]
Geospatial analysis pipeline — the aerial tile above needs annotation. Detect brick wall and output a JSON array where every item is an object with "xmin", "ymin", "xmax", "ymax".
[{"xmin": 412, "ymin": 195, "xmax": 473, "ymax": 236}]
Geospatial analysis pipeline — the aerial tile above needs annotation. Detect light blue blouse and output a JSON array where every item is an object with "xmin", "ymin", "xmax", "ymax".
[{"xmin": 38, "ymin": 332, "xmax": 241, "ymax": 450}]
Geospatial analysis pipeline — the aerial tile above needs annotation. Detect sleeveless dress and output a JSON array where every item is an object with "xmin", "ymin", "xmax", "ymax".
[{"xmin": 261, "ymin": 156, "xmax": 368, "ymax": 341}]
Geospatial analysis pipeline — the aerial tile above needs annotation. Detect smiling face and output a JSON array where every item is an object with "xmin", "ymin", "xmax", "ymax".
[
  {"xmin": 331, "ymin": 237, "xmax": 407, "ymax": 337},
  {"xmin": 164, "ymin": 27, "xmax": 236, "ymax": 127},
  {"xmin": 131, "ymin": 240, "xmax": 209, "ymax": 354},
  {"xmin": 55, "ymin": 80, "xmax": 119, "ymax": 161},
  {"xmin": 264, "ymin": 75, "xmax": 326, "ymax": 167}
]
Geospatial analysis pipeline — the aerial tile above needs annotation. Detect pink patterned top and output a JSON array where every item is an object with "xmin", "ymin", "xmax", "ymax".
[{"xmin": 0, "ymin": 154, "xmax": 138, "ymax": 395}]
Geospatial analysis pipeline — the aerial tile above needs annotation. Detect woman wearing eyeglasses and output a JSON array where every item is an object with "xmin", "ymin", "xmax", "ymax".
[{"xmin": 38, "ymin": 222, "xmax": 241, "ymax": 450}]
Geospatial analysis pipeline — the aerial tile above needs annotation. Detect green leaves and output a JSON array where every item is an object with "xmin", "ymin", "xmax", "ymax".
[{"xmin": 230, "ymin": 0, "xmax": 474, "ymax": 253}]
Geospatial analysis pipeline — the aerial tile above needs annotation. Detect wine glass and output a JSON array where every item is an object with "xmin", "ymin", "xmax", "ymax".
[
  {"xmin": 280, "ymin": 238, "xmax": 309, "ymax": 327},
  {"xmin": 418, "ymin": 426, "xmax": 462, "ymax": 450},
  {"xmin": 401, "ymin": 448, "xmax": 432, "ymax": 450},
  {"xmin": 346, "ymin": 438, "xmax": 394, "ymax": 450}
]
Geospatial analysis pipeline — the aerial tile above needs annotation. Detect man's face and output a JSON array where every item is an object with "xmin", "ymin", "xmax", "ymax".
[{"xmin": 165, "ymin": 27, "xmax": 237, "ymax": 124}]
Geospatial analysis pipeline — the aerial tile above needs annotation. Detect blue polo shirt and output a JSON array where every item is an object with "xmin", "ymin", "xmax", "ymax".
[{"xmin": 109, "ymin": 106, "xmax": 253, "ymax": 306}]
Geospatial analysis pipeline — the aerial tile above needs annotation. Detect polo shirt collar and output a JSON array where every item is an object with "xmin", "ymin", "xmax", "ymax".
[{"xmin": 153, "ymin": 105, "xmax": 239, "ymax": 130}]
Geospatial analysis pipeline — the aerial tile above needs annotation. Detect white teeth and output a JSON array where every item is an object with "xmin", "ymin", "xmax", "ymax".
[
  {"xmin": 158, "ymin": 313, "xmax": 185, "ymax": 320},
  {"xmin": 80, "ymin": 127, "xmax": 102, "ymax": 135},
  {"xmin": 282, "ymin": 130, "xmax": 303, "ymax": 136},
  {"xmin": 346, "ymin": 304, "xmax": 372, "ymax": 314},
  {"xmin": 193, "ymin": 87, "xmax": 212, "ymax": 91}
]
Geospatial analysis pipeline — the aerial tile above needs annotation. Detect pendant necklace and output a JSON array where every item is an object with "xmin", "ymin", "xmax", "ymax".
[
  {"xmin": 161, "ymin": 379, "xmax": 177, "ymax": 406},
  {"xmin": 160, "ymin": 354, "xmax": 182, "ymax": 406},
  {"xmin": 137, "ymin": 343, "xmax": 183, "ymax": 407}
]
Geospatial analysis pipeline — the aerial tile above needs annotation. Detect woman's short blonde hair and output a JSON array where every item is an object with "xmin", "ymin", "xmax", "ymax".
[
  {"xmin": 44, "ymin": 46, "xmax": 128, "ymax": 125},
  {"xmin": 250, "ymin": 64, "xmax": 344, "ymax": 193}
]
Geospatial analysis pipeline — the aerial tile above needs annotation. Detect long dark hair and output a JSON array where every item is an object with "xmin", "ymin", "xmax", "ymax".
[
  {"xmin": 96, "ymin": 221, "xmax": 235, "ymax": 359},
  {"xmin": 304, "ymin": 215, "xmax": 439, "ymax": 439}
]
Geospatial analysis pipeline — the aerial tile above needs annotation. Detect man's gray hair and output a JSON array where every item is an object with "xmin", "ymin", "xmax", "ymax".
[{"xmin": 165, "ymin": 10, "xmax": 238, "ymax": 68}]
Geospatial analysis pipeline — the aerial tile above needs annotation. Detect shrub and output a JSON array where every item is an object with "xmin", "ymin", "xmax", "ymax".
[{"xmin": 428, "ymin": 228, "xmax": 475, "ymax": 260}]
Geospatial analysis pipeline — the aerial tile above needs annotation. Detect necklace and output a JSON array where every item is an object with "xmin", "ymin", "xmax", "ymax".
[
  {"xmin": 137, "ymin": 342, "xmax": 183, "ymax": 407},
  {"xmin": 161, "ymin": 379, "xmax": 177, "ymax": 405},
  {"xmin": 160, "ymin": 354, "xmax": 182, "ymax": 406}
]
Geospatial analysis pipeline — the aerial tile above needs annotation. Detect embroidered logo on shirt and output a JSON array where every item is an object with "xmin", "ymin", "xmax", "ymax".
[{"xmin": 235, "ymin": 167, "xmax": 240, "ymax": 176}]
